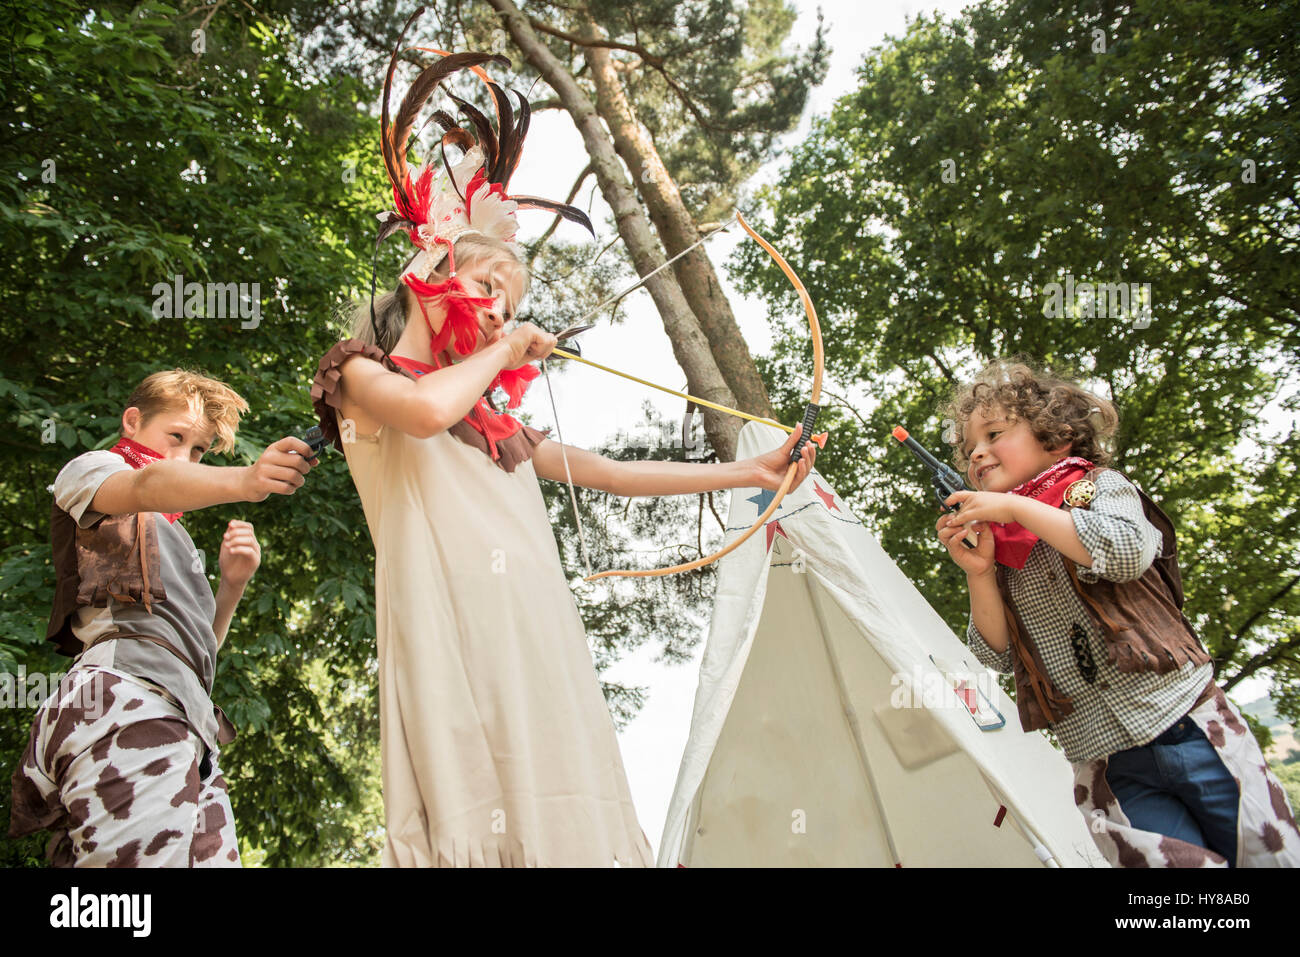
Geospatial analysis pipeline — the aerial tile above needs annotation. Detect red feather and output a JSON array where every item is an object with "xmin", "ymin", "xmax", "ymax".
[
  {"xmin": 493, "ymin": 362, "xmax": 539, "ymax": 409},
  {"xmin": 403, "ymin": 273, "xmax": 494, "ymax": 357}
]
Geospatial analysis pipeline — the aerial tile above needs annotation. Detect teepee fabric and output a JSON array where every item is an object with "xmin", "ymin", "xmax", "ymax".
[{"xmin": 658, "ymin": 422, "xmax": 1108, "ymax": 868}]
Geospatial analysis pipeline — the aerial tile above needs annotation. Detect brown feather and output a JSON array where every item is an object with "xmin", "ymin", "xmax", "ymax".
[
  {"xmin": 485, "ymin": 81, "xmax": 516, "ymax": 182},
  {"xmin": 511, "ymin": 196, "xmax": 594, "ymax": 235},
  {"xmin": 499, "ymin": 89, "xmax": 531, "ymax": 189},
  {"xmin": 439, "ymin": 130, "xmax": 476, "ymax": 203},
  {"xmin": 389, "ymin": 54, "xmax": 494, "ymax": 187},
  {"xmin": 447, "ymin": 93, "xmax": 499, "ymax": 179},
  {"xmin": 377, "ymin": 32, "xmax": 596, "ymax": 249},
  {"xmin": 380, "ymin": 7, "xmax": 427, "ymax": 194},
  {"xmin": 376, "ymin": 212, "xmax": 418, "ymax": 246},
  {"xmin": 419, "ymin": 108, "xmax": 459, "ymax": 136},
  {"xmin": 385, "ymin": 40, "xmax": 506, "ymax": 194}
]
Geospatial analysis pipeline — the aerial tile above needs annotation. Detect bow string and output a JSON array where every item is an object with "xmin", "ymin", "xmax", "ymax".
[{"xmin": 539, "ymin": 211, "xmax": 825, "ymax": 582}]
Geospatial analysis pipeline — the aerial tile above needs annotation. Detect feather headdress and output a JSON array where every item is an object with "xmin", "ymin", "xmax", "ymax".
[{"xmin": 370, "ymin": 7, "xmax": 593, "ymax": 409}]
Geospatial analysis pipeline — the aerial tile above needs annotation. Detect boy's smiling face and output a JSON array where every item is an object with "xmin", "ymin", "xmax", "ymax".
[
  {"xmin": 962, "ymin": 405, "xmax": 1071, "ymax": 492},
  {"xmin": 122, "ymin": 405, "xmax": 216, "ymax": 463}
]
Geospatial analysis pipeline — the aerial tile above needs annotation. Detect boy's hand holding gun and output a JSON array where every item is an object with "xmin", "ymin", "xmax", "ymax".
[{"xmin": 891, "ymin": 426, "xmax": 996, "ymax": 578}]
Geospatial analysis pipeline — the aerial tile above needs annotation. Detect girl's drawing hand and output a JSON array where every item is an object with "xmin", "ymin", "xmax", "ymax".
[{"xmin": 502, "ymin": 322, "xmax": 557, "ymax": 368}]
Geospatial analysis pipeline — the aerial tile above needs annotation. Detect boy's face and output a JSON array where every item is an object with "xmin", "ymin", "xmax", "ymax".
[
  {"xmin": 122, "ymin": 405, "xmax": 216, "ymax": 463},
  {"xmin": 962, "ymin": 405, "xmax": 1071, "ymax": 492}
]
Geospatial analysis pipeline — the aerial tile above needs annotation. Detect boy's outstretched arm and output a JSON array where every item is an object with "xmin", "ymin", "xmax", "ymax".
[{"xmin": 89, "ymin": 437, "xmax": 316, "ymax": 516}]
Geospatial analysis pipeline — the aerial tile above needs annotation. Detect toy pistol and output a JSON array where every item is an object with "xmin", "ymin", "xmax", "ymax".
[
  {"xmin": 299, "ymin": 425, "xmax": 327, "ymax": 458},
  {"xmin": 891, "ymin": 426, "xmax": 978, "ymax": 549}
]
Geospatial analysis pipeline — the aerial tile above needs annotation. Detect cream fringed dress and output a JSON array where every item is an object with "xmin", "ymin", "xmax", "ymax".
[{"xmin": 312, "ymin": 340, "xmax": 653, "ymax": 867}]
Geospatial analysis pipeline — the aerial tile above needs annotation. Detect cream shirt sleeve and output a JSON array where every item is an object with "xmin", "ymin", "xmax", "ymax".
[
  {"xmin": 52, "ymin": 450, "xmax": 132, "ymax": 528},
  {"xmin": 1069, "ymin": 469, "xmax": 1160, "ymax": 583}
]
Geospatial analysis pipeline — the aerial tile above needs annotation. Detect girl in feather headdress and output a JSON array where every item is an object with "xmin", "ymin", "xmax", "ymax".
[{"xmin": 311, "ymin": 14, "xmax": 816, "ymax": 867}]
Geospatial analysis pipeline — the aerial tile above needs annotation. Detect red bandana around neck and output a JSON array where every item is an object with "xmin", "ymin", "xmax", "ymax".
[
  {"xmin": 110, "ymin": 437, "xmax": 182, "ymax": 523},
  {"xmin": 390, "ymin": 353, "xmax": 526, "ymax": 462},
  {"xmin": 990, "ymin": 456, "xmax": 1094, "ymax": 569}
]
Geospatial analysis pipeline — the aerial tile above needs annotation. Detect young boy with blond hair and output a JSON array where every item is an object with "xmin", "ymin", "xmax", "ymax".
[
  {"xmin": 935, "ymin": 357, "xmax": 1299, "ymax": 867},
  {"xmin": 9, "ymin": 369, "xmax": 316, "ymax": 866}
]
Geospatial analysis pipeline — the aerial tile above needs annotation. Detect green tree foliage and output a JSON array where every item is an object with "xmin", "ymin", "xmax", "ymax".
[
  {"xmin": 732, "ymin": 0, "xmax": 1300, "ymax": 719},
  {"xmin": 0, "ymin": 1, "xmax": 384, "ymax": 865}
]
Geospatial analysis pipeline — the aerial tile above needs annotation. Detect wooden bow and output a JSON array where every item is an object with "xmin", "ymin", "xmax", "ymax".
[{"xmin": 584, "ymin": 211, "xmax": 824, "ymax": 580}]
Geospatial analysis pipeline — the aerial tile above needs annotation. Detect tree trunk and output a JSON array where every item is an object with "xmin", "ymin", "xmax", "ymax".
[
  {"xmin": 485, "ymin": 0, "xmax": 743, "ymax": 461},
  {"xmin": 582, "ymin": 25, "xmax": 775, "ymax": 423}
]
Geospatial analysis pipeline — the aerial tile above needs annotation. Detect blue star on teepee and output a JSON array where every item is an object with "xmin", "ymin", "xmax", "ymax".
[{"xmin": 747, "ymin": 488, "xmax": 776, "ymax": 513}]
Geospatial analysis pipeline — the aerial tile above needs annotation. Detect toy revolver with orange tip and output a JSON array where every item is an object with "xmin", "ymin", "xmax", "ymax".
[{"xmin": 891, "ymin": 426, "xmax": 978, "ymax": 549}]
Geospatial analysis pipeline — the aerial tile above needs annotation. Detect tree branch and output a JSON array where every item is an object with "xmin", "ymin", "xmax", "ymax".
[
  {"xmin": 530, "ymin": 15, "xmax": 733, "ymax": 135},
  {"xmin": 1221, "ymin": 627, "xmax": 1300, "ymax": 693},
  {"xmin": 1221, "ymin": 573, "xmax": 1300, "ymax": 656},
  {"xmin": 527, "ymin": 17, "xmax": 664, "ymax": 65}
]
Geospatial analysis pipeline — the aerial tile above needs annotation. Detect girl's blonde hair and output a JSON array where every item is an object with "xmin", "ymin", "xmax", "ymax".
[
  {"xmin": 123, "ymin": 370, "xmax": 248, "ymax": 454},
  {"xmin": 940, "ymin": 356, "xmax": 1119, "ymax": 470},
  {"xmin": 347, "ymin": 234, "xmax": 530, "ymax": 354}
]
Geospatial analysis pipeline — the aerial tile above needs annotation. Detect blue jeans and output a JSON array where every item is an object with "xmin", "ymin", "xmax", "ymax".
[{"xmin": 1104, "ymin": 716, "xmax": 1241, "ymax": 865}]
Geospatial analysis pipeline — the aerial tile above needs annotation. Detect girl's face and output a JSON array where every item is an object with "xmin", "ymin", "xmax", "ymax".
[
  {"xmin": 962, "ymin": 405, "xmax": 1070, "ymax": 492},
  {"xmin": 123, "ymin": 405, "xmax": 215, "ymax": 462},
  {"xmin": 452, "ymin": 256, "xmax": 527, "ymax": 355}
]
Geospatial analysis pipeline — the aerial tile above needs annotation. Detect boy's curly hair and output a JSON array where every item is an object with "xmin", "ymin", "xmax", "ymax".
[
  {"xmin": 123, "ymin": 370, "xmax": 248, "ymax": 454},
  {"xmin": 940, "ymin": 356, "xmax": 1119, "ymax": 471}
]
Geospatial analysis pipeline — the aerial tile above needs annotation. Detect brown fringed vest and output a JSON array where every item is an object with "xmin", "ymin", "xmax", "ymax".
[
  {"xmin": 994, "ymin": 467, "xmax": 1212, "ymax": 732},
  {"xmin": 47, "ymin": 500, "xmax": 167, "ymax": 654},
  {"xmin": 46, "ymin": 499, "xmax": 236, "ymax": 744}
]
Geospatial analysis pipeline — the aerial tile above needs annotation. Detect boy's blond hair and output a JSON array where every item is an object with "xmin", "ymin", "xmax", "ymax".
[
  {"xmin": 123, "ymin": 370, "xmax": 248, "ymax": 454},
  {"xmin": 941, "ymin": 356, "xmax": 1119, "ymax": 470},
  {"xmin": 347, "ymin": 234, "xmax": 530, "ymax": 354}
]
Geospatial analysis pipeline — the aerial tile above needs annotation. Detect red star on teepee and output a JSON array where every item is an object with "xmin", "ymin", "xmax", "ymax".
[
  {"xmin": 813, "ymin": 481, "xmax": 840, "ymax": 512},
  {"xmin": 765, "ymin": 520, "xmax": 788, "ymax": 551}
]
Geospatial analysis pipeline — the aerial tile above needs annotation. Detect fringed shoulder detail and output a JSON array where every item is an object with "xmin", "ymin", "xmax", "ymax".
[
  {"xmin": 446, "ymin": 421, "xmax": 551, "ymax": 474},
  {"xmin": 311, "ymin": 339, "xmax": 412, "ymax": 451}
]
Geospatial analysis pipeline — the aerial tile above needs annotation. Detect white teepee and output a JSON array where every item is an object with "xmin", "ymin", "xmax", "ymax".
[{"xmin": 657, "ymin": 422, "xmax": 1109, "ymax": 867}]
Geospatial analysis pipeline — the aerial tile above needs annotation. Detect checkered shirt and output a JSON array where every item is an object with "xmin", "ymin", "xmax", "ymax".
[{"xmin": 966, "ymin": 468, "xmax": 1213, "ymax": 763}]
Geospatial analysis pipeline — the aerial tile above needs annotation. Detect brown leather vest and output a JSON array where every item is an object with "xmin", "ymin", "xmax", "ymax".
[
  {"xmin": 994, "ymin": 468, "xmax": 1212, "ymax": 732},
  {"xmin": 46, "ymin": 499, "xmax": 237, "ymax": 745},
  {"xmin": 47, "ymin": 500, "xmax": 167, "ymax": 655}
]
